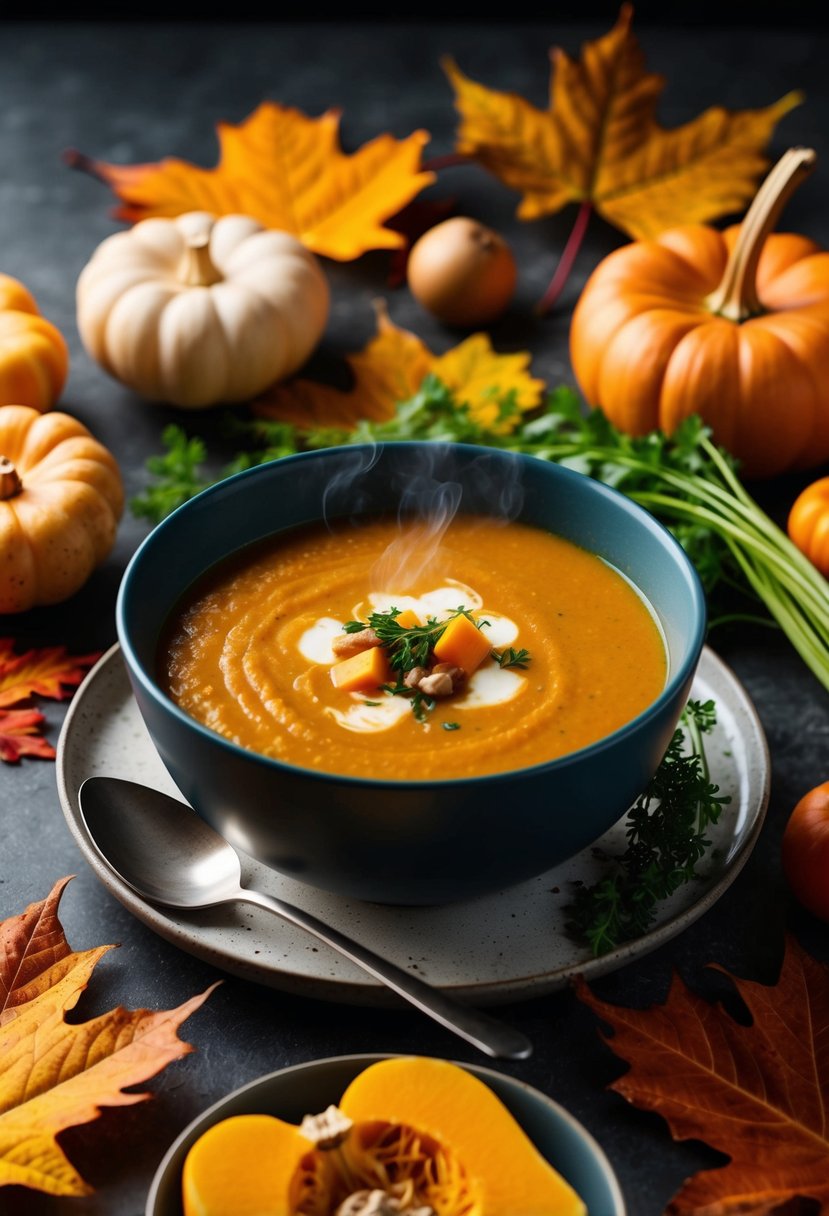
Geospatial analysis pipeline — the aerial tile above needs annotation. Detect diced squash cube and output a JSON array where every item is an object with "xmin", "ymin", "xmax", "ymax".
[
  {"xmin": 433, "ymin": 613, "xmax": 492, "ymax": 674},
  {"xmin": 331, "ymin": 645, "xmax": 391, "ymax": 693},
  {"xmin": 393, "ymin": 608, "xmax": 421, "ymax": 630}
]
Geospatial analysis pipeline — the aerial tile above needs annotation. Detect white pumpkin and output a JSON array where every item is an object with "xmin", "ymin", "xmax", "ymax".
[{"xmin": 76, "ymin": 212, "xmax": 330, "ymax": 408}]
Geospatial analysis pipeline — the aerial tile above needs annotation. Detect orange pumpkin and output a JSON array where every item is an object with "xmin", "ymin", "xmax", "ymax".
[
  {"xmin": 570, "ymin": 147, "xmax": 829, "ymax": 479},
  {"xmin": 788, "ymin": 477, "xmax": 829, "ymax": 577},
  {"xmin": 0, "ymin": 272, "xmax": 68, "ymax": 413},
  {"xmin": 0, "ymin": 405, "xmax": 123, "ymax": 612}
]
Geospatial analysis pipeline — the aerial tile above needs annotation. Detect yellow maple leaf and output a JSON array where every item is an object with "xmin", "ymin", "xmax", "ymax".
[
  {"xmin": 432, "ymin": 336, "xmax": 544, "ymax": 431},
  {"xmin": 65, "ymin": 101, "xmax": 436, "ymax": 262},
  {"xmin": 0, "ymin": 877, "xmax": 215, "ymax": 1196},
  {"xmin": 444, "ymin": 4, "xmax": 802, "ymax": 240},
  {"xmin": 254, "ymin": 302, "xmax": 544, "ymax": 431}
]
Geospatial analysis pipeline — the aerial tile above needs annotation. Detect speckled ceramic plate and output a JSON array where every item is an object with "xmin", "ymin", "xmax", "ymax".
[
  {"xmin": 57, "ymin": 643, "xmax": 769, "ymax": 1007},
  {"xmin": 146, "ymin": 1054, "xmax": 626, "ymax": 1216}
]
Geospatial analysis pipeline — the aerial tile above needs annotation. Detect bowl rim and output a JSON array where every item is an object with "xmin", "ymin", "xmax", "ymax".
[
  {"xmin": 145, "ymin": 1050, "xmax": 628, "ymax": 1216},
  {"xmin": 118, "ymin": 441, "xmax": 707, "ymax": 790}
]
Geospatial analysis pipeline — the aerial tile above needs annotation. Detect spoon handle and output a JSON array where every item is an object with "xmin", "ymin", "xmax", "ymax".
[{"xmin": 239, "ymin": 886, "xmax": 532, "ymax": 1060}]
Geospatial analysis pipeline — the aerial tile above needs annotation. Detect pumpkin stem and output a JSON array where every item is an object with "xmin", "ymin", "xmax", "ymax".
[
  {"xmin": 0, "ymin": 456, "xmax": 22, "ymax": 500},
  {"xmin": 177, "ymin": 234, "xmax": 223, "ymax": 288},
  {"xmin": 707, "ymin": 146, "xmax": 817, "ymax": 323}
]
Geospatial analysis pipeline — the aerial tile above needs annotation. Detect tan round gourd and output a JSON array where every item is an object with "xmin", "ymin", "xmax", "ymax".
[
  {"xmin": 76, "ymin": 212, "xmax": 330, "ymax": 409},
  {"xmin": 0, "ymin": 405, "xmax": 123, "ymax": 613}
]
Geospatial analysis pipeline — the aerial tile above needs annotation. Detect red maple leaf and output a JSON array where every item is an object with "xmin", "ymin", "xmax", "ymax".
[
  {"xmin": 0, "ymin": 708, "xmax": 55, "ymax": 762},
  {"xmin": 0, "ymin": 639, "xmax": 99, "ymax": 709},
  {"xmin": 576, "ymin": 935, "xmax": 829, "ymax": 1213}
]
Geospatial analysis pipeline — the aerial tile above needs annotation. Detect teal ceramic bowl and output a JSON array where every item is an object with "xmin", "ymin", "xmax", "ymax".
[
  {"xmin": 145, "ymin": 1053, "xmax": 626, "ymax": 1216},
  {"xmin": 117, "ymin": 442, "xmax": 705, "ymax": 905}
]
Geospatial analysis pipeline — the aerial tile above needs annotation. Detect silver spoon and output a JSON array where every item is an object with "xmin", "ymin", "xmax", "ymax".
[{"xmin": 78, "ymin": 776, "xmax": 532, "ymax": 1061}]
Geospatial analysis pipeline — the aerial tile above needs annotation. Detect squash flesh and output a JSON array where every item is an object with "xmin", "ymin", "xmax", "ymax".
[
  {"xmin": 340, "ymin": 1058, "xmax": 586, "ymax": 1216},
  {"xmin": 182, "ymin": 1113, "xmax": 317, "ymax": 1216}
]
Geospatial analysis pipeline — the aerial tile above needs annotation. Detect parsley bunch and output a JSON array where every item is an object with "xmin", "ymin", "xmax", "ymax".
[
  {"xmin": 566, "ymin": 699, "xmax": 730, "ymax": 956},
  {"xmin": 131, "ymin": 376, "xmax": 829, "ymax": 693}
]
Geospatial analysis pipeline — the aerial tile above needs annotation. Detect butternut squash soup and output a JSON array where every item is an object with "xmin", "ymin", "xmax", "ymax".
[{"xmin": 160, "ymin": 514, "xmax": 666, "ymax": 780}]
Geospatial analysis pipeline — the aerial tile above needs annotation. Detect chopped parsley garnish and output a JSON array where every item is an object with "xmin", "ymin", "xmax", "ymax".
[
  {"xmin": 344, "ymin": 605, "xmax": 480, "ymax": 673},
  {"xmin": 347, "ymin": 606, "xmax": 532, "ymax": 722}
]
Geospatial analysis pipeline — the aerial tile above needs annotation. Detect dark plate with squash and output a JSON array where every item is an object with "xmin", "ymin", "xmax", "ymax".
[{"xmin": 146, "ymin": 1053, "xmax": 626, "ymax": 1216}]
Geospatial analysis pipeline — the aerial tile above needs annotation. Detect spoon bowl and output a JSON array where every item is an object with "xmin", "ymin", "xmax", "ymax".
[
  {"xmin": 80, "ymin": 776, "xmax": 246, "ymax": 909},
  {"xmin": 78, "ymin": 775, "xmax": 532, "ymax": 1061}
]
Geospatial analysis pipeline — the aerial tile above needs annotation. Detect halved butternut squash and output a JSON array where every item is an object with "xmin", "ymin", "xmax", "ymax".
[{"xmin": 181, "ymin": 1058, "xmax": 586, "ymax": 1216}]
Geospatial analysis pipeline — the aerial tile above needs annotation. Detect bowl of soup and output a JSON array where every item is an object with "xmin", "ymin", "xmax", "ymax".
[{"xmin": 117, "ymin": 441, "xmax": 705, "ymax": 905}]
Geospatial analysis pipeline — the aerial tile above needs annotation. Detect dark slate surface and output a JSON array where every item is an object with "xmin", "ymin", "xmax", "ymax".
[{"xmin": 1, "ymin": 17, "xmax": 828, "ymax": 1216}]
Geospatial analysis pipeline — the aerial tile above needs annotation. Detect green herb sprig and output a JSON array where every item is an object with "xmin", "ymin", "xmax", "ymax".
[
  {"xmin": 343, "ymin": 605, "xmax": 480, "ymax": 674},
  {"xmin": 566, "ymin": 698, "xmax": 730, "ymax": 956},
  {"xmin": 347, "ymin": 606, "xmax": 500, "ymax": 721},
  {"xmin": 495, "ymin": 647, "xmax": 532, "ymax": 669}
]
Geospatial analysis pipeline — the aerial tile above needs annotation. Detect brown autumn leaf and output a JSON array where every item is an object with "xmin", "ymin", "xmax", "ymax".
[
  {"xmin": 575, "ymin": 935, "xmax": 829, "ymax": 1214},
  {"xmin": 0, "ymin": 638, "xmax": 99, "ymax": 709},
  {"xmin": 444, "ymin": 4, "xmax": 802, "ymax": 241},
  {"xmin": 0, "ymin": 877, "xmax": 215, "ymax": 1196},
  {"xmin": 253, "ymin": 302, "xmax": 544, "ymax": 431},
  {"xmin": 66, "ymin": 101, "xmax": 436, "ymax": 262}
]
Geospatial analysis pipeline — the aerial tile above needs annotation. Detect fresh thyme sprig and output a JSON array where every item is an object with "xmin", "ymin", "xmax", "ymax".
[
  {"xmin": 566, "ymin": 698, "xmax": 730, "ymax": 956},
  {"xmin": 495, "ymin": 647, "xmax": 531, "ymax": 669}
]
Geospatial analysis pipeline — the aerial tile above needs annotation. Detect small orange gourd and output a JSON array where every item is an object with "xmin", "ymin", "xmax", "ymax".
[
  {"xmin": 0, "ymin": 273, "xmax": 69, "ymax": 413},
  {"xmin": 182, "ymin": 1057, "xmax": 586, "ymax": 1216},
  {"xmin": 570, "ymin": 147, "xmax": 829, "ymax": 479},
  {"xmin": 0, "ymin": 405, "xmax": 123, "ymax": 612},
  {"xmin": 788, "ymin": 477, "xmax": 829, "ymax": 577}
]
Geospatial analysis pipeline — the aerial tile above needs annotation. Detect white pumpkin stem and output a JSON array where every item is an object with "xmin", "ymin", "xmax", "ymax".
[
  {"xmin": 177, "ymin": 234, "xmax": 222, "ymax": 287},
  {"xmin": 707, "ymin": 146, "xmax": 817, "ymax": 322},
  {"xmin": 0, "ymin": 456, "xmax": 22, "ymax": 500}
]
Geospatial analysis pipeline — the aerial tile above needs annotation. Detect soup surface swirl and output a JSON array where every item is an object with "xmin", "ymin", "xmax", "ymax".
[{"xmin": 160, "ymin": 514, "xmax": 666, "ymax": 780}]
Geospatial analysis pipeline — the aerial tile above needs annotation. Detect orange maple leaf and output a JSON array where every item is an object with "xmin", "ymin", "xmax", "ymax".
[
  {"xmin": 444, "ymin": 5, "xmax": 801, "ymax": 312},
  {"xmin": 65, "ymin": 101, "xmax": 436, "ymax": 262},
  {"xmin": 444, "ymin": 5, "xmax": 801, "ymax": 240},
  {"xmin": 0, "ymin": 638, "xmax": 99, "ymax": 709},
  {"xmin": 0, "ymin": 877, "xmax": 215, "ymax": 1196},
  {"xmin": 254, "ymin": 302, "xmax": 544, "ymax": 431},
  {"xmin": 576, "ymin": 935, "xmax": 829, "ymax": 1213}
]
